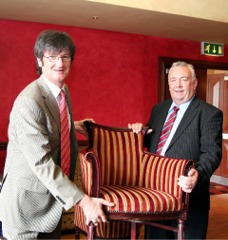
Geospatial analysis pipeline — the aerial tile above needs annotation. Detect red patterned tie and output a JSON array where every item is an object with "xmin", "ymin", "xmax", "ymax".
[
  {"xmin": 156, "ymin": 106, "xmax": 179, "ymax": 155},
  {"xmin": 59, "ymin": 90, "xmax": 70, "ymax": 176}
]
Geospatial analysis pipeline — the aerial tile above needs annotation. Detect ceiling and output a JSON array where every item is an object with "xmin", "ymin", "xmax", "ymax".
[{"xmin": 1, "ymin": 0, "xmax": 228, "ymax": 44}]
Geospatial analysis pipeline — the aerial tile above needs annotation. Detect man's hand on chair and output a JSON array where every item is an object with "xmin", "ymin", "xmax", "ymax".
[
  {"xmin": 78, "ymin": 195, "xmax": 114, "ymax": 225},
  {"xmin": 128, "ymin": 123, "xmax": 152, "ymax": 134}
]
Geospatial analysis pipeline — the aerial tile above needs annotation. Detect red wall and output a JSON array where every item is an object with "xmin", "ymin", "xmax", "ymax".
[{"xmin": 1, "ymin": 19, "xmax": 228, "ymax": 145}]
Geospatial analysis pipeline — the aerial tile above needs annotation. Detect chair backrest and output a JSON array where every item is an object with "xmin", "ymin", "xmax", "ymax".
[
  {"xmin": 85, "ymin": 122, "xmax": 193, "ymax": 199},
  {"xmin": 140, "ymin": 153, "xmax": 189, "ymax": 197},
  {"xmin": 86, "ymin": 122, "xmax": 144, "ymax": 186},
  {"xmin": 78, "ymin": 122, "xmax": 194, "ymax": 240}
]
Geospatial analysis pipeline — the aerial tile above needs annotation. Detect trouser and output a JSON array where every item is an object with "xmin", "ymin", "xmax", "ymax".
[
  {"xmin": 146, "ymin": 209, "xmax": 209, "ymax": 240},
  {"xmin": 2, "ymin": 218, "xmax": 62, "ymax": 240},
  {"xmin": 0, "ymin": 221, "xmax": 2, "ymax": 237}
]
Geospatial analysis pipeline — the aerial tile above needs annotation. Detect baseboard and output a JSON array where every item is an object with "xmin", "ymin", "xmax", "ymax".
[{"xmin": 211, "ymin": 175, "xmax": 228, "ymax": 186}]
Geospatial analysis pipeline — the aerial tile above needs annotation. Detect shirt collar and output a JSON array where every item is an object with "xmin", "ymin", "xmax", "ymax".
[
  {"xmin": 170, "ymin": 96, "xmax": 195, "ymax": 112},
  {"xmin": 42, "ymin": 75, "xmax": 65, "ymax": 99}
]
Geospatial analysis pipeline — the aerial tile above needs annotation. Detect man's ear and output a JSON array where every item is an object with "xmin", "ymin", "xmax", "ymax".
[
  {"xmin": 37, "ymin": 58, "xmax": 43, "ymax": 67},
  {"xmin": 194, "ymin": 78, "xmax": 198, "ymax": 90}
]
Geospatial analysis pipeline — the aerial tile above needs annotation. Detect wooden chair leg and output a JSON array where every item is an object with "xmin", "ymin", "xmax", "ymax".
[
  {"xmin": 75, "ymin": 226, "xmax": 80, "ymax": 240},
  {"xmin": 88, "ymin": 223, "xmax": 96, "ymax": 240},
  {"xmin": 131, "ymin": 222, "xmax": 137, "ymax": 239},
  {"xmin": 177, "ymin": 219, "xmax": 184, "ymax": 240}
]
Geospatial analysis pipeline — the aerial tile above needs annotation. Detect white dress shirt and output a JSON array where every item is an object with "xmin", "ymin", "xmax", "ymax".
[{"xmin": 160, "ymin": 97, "xmax": 194, "ymax": 156}]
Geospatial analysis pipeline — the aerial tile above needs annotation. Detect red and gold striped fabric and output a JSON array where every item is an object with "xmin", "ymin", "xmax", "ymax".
[
  {"xmin": 139, "ymin": 154, "xmax": 187, "ymax": 198},
  {"xmin": 90, "ymin": 126, "xmax": 187, "ymax": 198},
  {"xmin": 74, "ymin": 205, "xmax": 131, "ymax": 238},
  {"xmin": 75, "ymin": 123, "xmax": 192, "ymax": 238},
  {"xmin": 101, "ymin": 185, "xmax": 183, "ymax": 213},
  {"xmin": 91, "ymin": 127, "xmax": 144, "ymax": 186},
  {"xmin": 79, "ymin": 152, "xmax": 93, "ymax": 196}
]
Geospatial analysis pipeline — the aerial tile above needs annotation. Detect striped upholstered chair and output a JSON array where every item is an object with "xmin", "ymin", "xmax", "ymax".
[{"xmin": 74, "ymin": 122, "xmax": 194, "ymax": 239}]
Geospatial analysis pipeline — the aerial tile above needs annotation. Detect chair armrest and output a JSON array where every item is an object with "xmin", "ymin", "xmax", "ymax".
[
  {"xmin": 79, "ymin": 149, "xmax": 101, "ymax": 197},
  {"xmin": 140, "ymin": 151, "xmax": 194, "ymax": 198}
]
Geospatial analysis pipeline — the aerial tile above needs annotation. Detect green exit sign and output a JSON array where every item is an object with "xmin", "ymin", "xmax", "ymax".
[{"xmin": 201, "ymin": 42, "xmax": 224, "ymax": 56}]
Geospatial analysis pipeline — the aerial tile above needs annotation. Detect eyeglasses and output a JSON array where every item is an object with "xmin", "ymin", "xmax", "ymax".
[{"xmin": 43, "ymin": 55, "xmax": 71, "ymax": 62}]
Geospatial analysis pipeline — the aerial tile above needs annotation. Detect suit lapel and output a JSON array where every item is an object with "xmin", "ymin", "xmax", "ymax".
[
  {"xmin": 37, "ymin": 76, "xmax": 60, "ymax": 131},
  {"xmin": 63, "ymin": 85, "xmax": 74, "ymax": 129},
  {"xmin": 167, "ymin": 97, "xmax": 200, "ymax": 150}
]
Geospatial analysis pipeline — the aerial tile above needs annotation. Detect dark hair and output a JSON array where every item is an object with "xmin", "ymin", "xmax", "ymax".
[{"xmin": 34, "ymin": 30, "xmax": 76, "ymax": 74}]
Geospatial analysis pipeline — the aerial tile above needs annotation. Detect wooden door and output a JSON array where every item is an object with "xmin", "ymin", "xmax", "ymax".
[{"xmin": 207, "ymin": 74, "xmax": 228, "ymax": 177}]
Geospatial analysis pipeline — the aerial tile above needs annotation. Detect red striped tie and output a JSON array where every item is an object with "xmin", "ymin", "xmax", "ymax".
[
  {"xmin": 156, "ymin": 106, "xmax": 179, "ymax": 155},
  {"xmin": 59, "ymin": 90, "xmax": 70, "ymax": 176}
]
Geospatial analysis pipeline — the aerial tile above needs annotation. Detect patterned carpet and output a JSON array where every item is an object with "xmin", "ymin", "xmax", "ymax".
[{"xmin": 210, "ymin": 182, "xmax": 228, "ymax": 195}]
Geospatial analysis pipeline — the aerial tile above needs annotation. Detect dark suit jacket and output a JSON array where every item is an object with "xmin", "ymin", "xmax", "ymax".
[{"xmin": 145, "ymin": 97, "xmax": 223, "ymax": 210}]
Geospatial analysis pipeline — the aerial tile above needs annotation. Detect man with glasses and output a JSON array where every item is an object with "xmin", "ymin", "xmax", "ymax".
[
  {"xmin": 128, "ymin": 61, "xmax": 223, "ymax": 239},
  {"xmin": 0, "ymin": 30, "xmax": 113, "ymax": 239}
]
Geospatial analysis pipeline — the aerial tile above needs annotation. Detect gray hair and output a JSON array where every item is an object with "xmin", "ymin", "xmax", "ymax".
[{"xmin": 169, "ymin": 61, "xmax": 196, "ymax": 81}]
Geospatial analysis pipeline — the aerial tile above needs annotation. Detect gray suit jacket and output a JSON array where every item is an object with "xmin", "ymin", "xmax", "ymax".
[
  {"xmin": 0, "ymin": 76, "xmax": 84, "ymax": 232},
  {"xmin": 145, "ymin": 97, "xmax": 223, "ymax": 210}
]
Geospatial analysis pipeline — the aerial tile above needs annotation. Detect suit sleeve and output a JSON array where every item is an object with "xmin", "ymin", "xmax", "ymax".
[{"xmin": 195, "ymin": 107, "xmax": 223, "ymax": 186}]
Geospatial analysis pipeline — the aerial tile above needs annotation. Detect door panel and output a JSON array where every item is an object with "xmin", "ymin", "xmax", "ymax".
[
  {"xmin": 207, "ymin": 74, "xmax": 228, "ymax": 178},
  {"xmin": 222, "ymin": 78, "xmax": 228, "ymax": 132},
  {"xmin": 221, "ymin": 139, "xmax": 228, "ymax": 177}
]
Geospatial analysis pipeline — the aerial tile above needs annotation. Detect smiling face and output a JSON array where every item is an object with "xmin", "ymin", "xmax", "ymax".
[
  {"xmin": 168, "ymin": 65, "xmax": 198, "ymax": 105},
  {"xmin": 37, "ymin": 49, "xmax": 72, "ymax": 88}
]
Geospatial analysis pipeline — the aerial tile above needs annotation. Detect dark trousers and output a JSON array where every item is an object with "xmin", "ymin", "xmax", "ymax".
[
  {"xmin": 37, "ymin": 218, "xmax": 62, "ymax": 239},
  {"xmin": 146, "ymin": 209, "xmax": 209, "ymax": 240},
  {"xmin": 0, "ymin": 221, "xmax": 2, "ymax": 237}
]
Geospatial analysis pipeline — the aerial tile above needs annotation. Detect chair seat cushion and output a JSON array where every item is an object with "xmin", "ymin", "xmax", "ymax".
[{"xmin": 101, "ymin": 185, "xmax": 184, "ymax": 213}]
